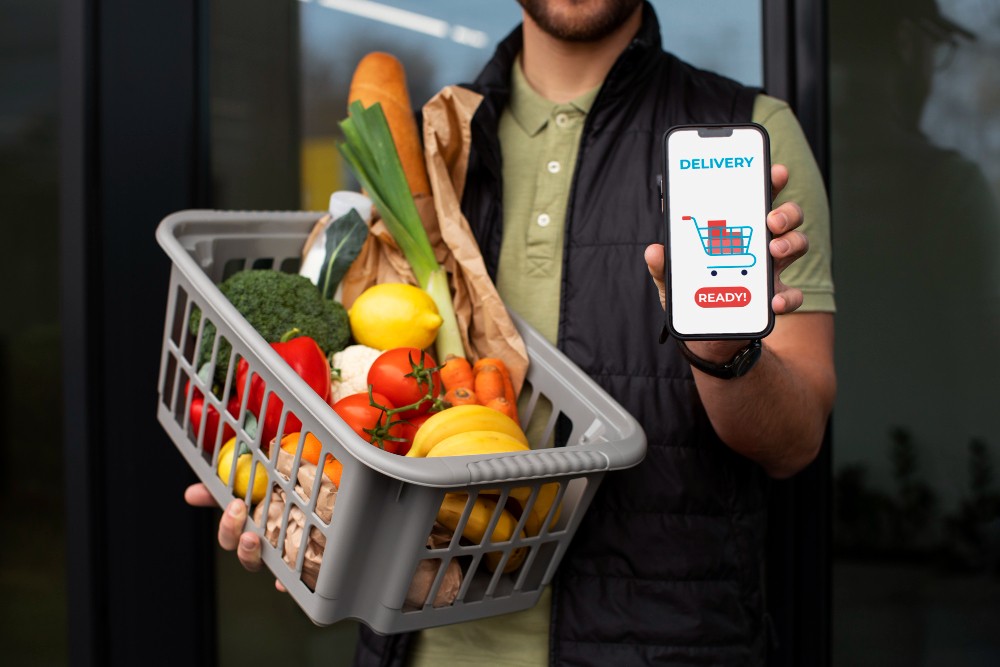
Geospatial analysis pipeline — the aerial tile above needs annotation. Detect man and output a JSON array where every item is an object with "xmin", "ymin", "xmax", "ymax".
[{"xmin": 189, "ymin": 1, "xmax": 835, "ymax": 664}]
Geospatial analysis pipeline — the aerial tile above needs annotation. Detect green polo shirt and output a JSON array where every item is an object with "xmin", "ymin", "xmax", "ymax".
[
  {"xmin": 408, "ymin": 60, "xmax": 835, "ymax": 667},
  {"xmin": 494, "ymin": 59, "xmax": 601, "ymax": 345}
]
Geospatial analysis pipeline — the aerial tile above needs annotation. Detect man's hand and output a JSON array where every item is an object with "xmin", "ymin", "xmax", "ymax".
[
  {"xmin": 643, "ymin": 163, "xmax": 835, "ymax": 478},
  {"xmin": 184, "ymin": 483, "xmax": 287, "ymax": 592},
  {"xmin": 645, "ymin": 163, "xmax": 806, "ymax": 319}
]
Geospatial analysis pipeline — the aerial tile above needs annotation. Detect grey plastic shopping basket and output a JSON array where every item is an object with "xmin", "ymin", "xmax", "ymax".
[{"xmin": 155, "ymin": 210, "xmax": 647, "ymax": 633}]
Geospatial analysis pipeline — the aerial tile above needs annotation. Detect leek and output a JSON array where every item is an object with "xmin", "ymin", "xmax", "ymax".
[{"xmin": 337, "ymin": 100, "xmax": 465, "ymax": 361}]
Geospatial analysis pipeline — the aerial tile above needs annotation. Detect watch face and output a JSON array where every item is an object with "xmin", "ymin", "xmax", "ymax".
[{"xmin": 732, "ymin": 342, "xmax": 762, "ymax": 377}]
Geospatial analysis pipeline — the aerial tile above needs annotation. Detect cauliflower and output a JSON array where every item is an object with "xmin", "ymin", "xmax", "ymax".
[{"xmin": 329, "ymin": 344, "xmax": 382, "ymax": 404}]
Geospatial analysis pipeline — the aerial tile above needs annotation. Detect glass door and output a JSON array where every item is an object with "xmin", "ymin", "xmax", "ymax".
[
  {"xmin": 0, "ymin": 0, "xmax": 65, "ymax": 663},
  {"xmin": 829, "ymin": 1, "xmax": 1000, "ymax": 665}
]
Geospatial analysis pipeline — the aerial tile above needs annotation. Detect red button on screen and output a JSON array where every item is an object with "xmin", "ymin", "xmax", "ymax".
[{"xmin": 694, "ymin": 286, "xmax": 751, "ymax": 308}]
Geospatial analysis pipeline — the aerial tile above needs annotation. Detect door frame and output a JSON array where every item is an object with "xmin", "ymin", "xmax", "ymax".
[
  {"xmin": 763, "ymin": 1, "xmax": 832, "ymax": 666},
  {"xmin": 60, "ymin": 1, "xmax": 216, "ymax": 664}
]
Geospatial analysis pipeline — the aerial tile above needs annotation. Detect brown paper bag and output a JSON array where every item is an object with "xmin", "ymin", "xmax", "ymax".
[
  {"xmin": 253, "ymin": 447, "xmax": 337, "ymax": 590},
  {"xmin": 341, "ymin": 85, "xmax": 529, "ymax": 393},
  {"xmin": 404, "ymin": 523, "xmax": 464, "ymax": 610}
]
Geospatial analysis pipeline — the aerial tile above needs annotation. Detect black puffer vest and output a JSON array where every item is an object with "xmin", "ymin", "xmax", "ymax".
[{"xmin": 354, "ymin": 5, "xmax": 769, "ymax": 665}]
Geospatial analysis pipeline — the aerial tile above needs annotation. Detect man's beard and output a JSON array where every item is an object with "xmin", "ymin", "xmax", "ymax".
[{"xmin": 518, "ymin": 0, "xmax": 644, "ymax": 42}]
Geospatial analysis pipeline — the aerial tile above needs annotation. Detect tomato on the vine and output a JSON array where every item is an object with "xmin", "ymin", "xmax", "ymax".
[
  {"xmin": 367, "ymin": 347, "xmax": 442, "ymax": 419},
  {"xmin": 332, "ymin": 391, "xmax": 409, "ymax": 454},
  {"xmin": 395, "ymin": 411, "xmax": 434, "ymax": 456}
]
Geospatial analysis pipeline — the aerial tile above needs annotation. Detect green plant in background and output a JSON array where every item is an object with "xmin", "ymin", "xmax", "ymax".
[
  {"xmin": 833, "ymin": 462, "xmax": 896, "ymax": 554},
  {"xmin": 942, "ymin": 438, "xmax": 1000, "ymax": 574},
  {"xmin": 834, "ymin": 428, "xmax": 1000, "ymax": 576},
  {"xmin": 888, "ymin": 427, "xmax": 938, "ymax": 550}
]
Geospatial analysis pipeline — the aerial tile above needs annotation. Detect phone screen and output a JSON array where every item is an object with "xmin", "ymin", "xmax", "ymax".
[{"xmin": 663, "ymin": 124, "xmax": 773, "ymax": 339}]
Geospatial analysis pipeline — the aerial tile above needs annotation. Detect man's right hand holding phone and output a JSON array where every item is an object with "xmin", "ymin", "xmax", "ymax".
[{"xmin": 645, "ymin": 163, "xmax": 835, "ymax": 479}]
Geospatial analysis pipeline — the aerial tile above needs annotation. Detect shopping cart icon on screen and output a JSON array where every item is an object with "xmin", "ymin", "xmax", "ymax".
[{"xmin": 684, "ymin": 215, "xmax": 756, "ymax": 276}]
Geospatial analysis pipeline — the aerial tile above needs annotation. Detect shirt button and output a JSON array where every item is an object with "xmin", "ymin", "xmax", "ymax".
[
  {"xmin": 537, "ymin": 213, "xmax": 551, "ymax": 227},
  {"xmin": 546, "ymin": 160, "xmax": 561, "ymax": 174},
  {"xmin": 555, "ymin": 113, "xmax": 569, "ymax": 127}
]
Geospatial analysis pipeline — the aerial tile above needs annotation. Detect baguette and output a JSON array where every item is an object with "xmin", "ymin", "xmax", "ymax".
[{"xmin": 348, "ymin": 52, "xmax": 431, "ymax": 197}]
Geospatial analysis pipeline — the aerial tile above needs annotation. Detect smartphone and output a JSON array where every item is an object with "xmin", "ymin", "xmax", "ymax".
[{"xmin": 661, "ymin": 123, "xmax": 774, "ymax": 340}]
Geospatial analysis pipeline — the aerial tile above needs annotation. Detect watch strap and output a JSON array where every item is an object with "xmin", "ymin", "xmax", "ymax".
[{"xmin": 675, "ymin": 338, "xmax": 762, "ymax": 379}]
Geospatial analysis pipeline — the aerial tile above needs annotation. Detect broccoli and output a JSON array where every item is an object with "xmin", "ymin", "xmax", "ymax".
[{"xmin": 191, "ymin": 270, "xmax": 350, "ymax": 386}]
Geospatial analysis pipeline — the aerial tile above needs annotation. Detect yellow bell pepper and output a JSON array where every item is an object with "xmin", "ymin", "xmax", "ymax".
[{"xmin": 216, "ymin": 437, "xmax": 268, "ymax": 504}]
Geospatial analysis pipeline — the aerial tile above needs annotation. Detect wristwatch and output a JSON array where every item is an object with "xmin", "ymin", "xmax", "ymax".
[{"xmin": 676, "ymin": 338, "xmax": 762, "ymax": 379}]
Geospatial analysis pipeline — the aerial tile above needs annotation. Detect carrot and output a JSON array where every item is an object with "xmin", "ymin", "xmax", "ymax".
[
  {"xmin": 473, "ymin": 357, "xmax": 518, "ymax": 422},
  {"xmin": 440, "ymin": 355, "xmax": 475, "ymax": 392},
  {"xmin": 472, "ymin": 357, "xmax": 507, "ymax": 375},
  {"xmin": 348, "ymin": 52, "xmax": 430, "ymax": 197},
  {"xmin": 499, "ymin": 368, "xmax": 517, "ymax": 417},
  {"xmin": 484, "ymin": 396, "xmax": 517, "ymax": 421},
  {"xmin": 473, "ymin": 364, "xmax": 506, "ymax": 404},
  {"xmin": 444, "ymin": 386, "xmax": 479, "ymax": 407}
]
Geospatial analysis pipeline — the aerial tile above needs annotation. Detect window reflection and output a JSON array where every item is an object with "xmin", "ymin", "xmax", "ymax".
[{"xmin": 830, "ymin": 0, "xmax": 1000, "ymax": 664}]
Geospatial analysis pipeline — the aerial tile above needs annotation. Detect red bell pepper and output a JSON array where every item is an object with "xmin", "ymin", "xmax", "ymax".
[
  {"xmin": 186, "ymin": 381, "xmax": 240, "ymax": 455},
  {"xmin": 236, "ymin": 333, "xmax": 332, "ymax": 449}
]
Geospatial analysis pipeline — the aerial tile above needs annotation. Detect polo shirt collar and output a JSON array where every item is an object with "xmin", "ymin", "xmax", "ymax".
[{"xmin": 507, "ymin": 55, "xmax": 600, "ymax": 137}]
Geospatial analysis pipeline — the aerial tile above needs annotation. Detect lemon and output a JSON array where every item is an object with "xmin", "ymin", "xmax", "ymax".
[
  {"xmin": 348, "ymin": 283, "xmax": 443, "ymax": 350},
  {"xmin": 217, "ymin": 438, "xmax": 268, "ymax": 504}
]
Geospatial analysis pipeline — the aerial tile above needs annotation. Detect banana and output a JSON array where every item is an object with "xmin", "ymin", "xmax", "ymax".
[
  {"xmin": 486, "ymin": 542, "xmax": 529, "ymax": 574},
  {"xmin": 406, "ymin": 404, "xmax": 528, "ymax": 458},
  {"xmin": 425, "ymin": 430, "xmax": 531, "ymax": 458},
  {"xmin": 483, "ymin": 483, "xmax": 563, "ymax": 537},
  {"xmin": 509, "ymin": 482, "xmax": 563, "ymax": 536},
  {"xmin": 436, "ymin": 493, "xmax": 527, "ymax": 573}
]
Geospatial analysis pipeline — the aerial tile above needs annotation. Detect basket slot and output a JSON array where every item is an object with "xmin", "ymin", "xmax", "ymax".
[
  {"xmin": 416, "ymin": 554, "xmax": 457, "ymax": 610},
  {"xmin": 405, "ymin": 516, "xmax": 469, "ymax": 612},
  {"xmin": 162, "ymin": 286, "xmax": 197, "ymax": 418},
  {"xmin": 481, "ymin": 550, "xmax": 522, "ymax": 599},
  {"xmin": 231, "ymin": 255, "xmax": 302, "ymax": 274},
  {"xmin": 305, "ymin": 435, "xmax": 329, "ymax": 519},
  {"xmin": 279, "ymin": 257, "xmax": 301, "ymax": 273},
  {"xmin": 274, "ymin": 490, "xmax": 298, "ymax": 570},
  {"xmin": 291, "ymin": 502, "xmax": 310, "ymax": 577},
  {"xmin": 508, "ymin": 481, "xmax": 563, "ymax": 539},
  {"xmin": 307, "ymin": 525, "xmax": 325, "ymax": 584},
  {"xmin": 166, "ymin": 282, "xmax": 188, "ymax": 352},
  {"xmin": 179, "ymin": 290, "xmax": 198, "ymax": 366},
  {"xmin": 251, "ymin": 257, "xmax": 275, "ymax": 270},
  {"xmin": 515, "ymin": 540, "xmax": 559, "ymax": 592},
  {"xmin": 221, "ymin": 258, "xmax": 246, "ymax": 281},
  {"xmin": 517, "ymin": 379, "xmax": 564, "ymax": 448},
  {"xmin": 190, "ymin": 326, "xmax": 239, "ymax": 456},
  {"xmin": 254, "ymin": 482, "xmax": 280, "ymax": 540}
]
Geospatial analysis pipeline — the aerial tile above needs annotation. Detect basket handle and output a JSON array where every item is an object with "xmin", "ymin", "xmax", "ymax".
[{"xmin": 463, "ymin": 447, "xmax": 610, "ymax": 485}]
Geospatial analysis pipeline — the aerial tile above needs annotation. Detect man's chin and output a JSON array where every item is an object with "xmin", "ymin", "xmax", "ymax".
[{"xmin": 519, "ymin": 0, "xmax": 643, "ymax": 42}]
